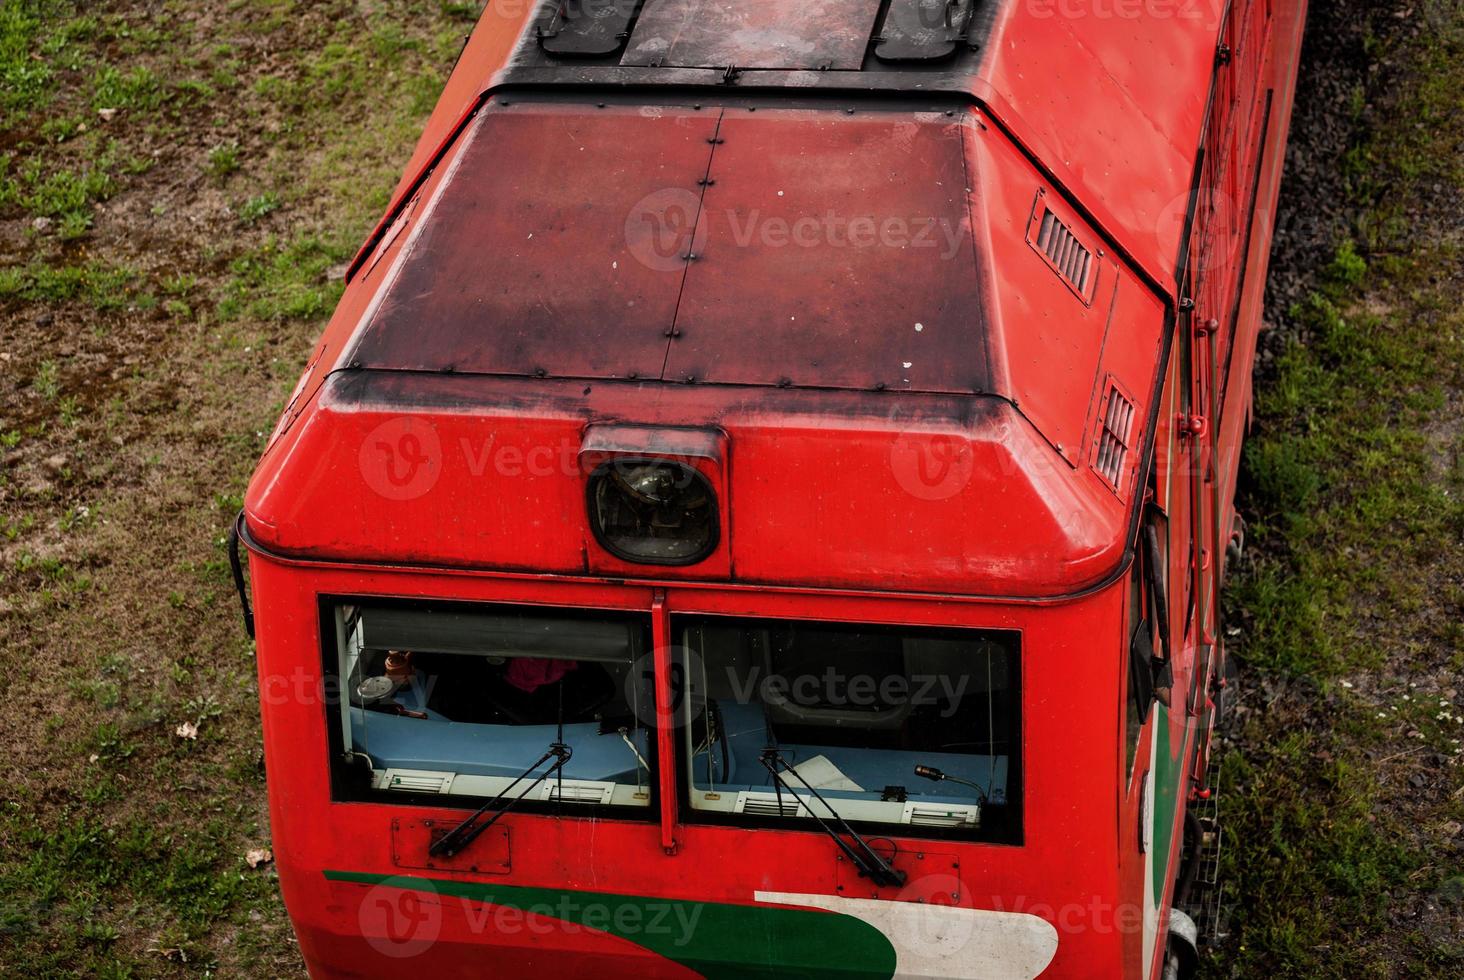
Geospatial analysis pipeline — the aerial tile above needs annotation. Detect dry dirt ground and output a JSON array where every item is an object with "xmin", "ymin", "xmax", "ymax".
[{"xmin": 0, "ymin": 1, "xmax": 1460, "ymax": 978}]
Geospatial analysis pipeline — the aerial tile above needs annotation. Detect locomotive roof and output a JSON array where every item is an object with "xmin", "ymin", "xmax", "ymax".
[
  {"xmin": 363, "ymin": 0, "xmax": 1220, "ymax": 295},
  {"xmin": 244, "ymin": 0, "xmax": 1224, "ymax": 596},
  {"xmin": 347, "ymin": 99, "xmax": 988, "ymax": 394}
]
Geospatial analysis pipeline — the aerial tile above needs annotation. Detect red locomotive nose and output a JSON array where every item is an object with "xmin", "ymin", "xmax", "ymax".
[{"xmin": 234, "ymin": 0, "xmax": 1309, "ymax": 977}]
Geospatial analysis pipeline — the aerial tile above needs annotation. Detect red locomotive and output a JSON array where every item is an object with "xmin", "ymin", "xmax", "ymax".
[{"xmin": 233, "ymin": 1, "xmax": 1307, "ymax": 976}]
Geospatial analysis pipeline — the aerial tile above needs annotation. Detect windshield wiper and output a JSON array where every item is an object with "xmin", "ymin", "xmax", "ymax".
[
  {"xmin": 429, "ymin": 741, "xmax": 571, "ymax": 858},
  {"xmin": 760, "ymin": 748, "xmax": 907, "ymax": 888}
]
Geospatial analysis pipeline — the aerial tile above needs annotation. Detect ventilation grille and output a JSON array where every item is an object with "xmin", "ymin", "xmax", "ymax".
[
  {"xmin": 1095, "ymin": 384, "xmax": 1137, "ymax": 492},
  {"xmin": 543, "ymin": 781, "xmax": 614, "ymax": 805},
  {"xmin": 903, "ymin": 803, "xmax": 980, "ymax": 828},
  {"xmin": 735, "ymin": 792, "xmax": 809, "ymax": 817},
  {"xmin": 1027, "ymin": 195, "xmax": 1098, "ymax": 302},
  {"xmin": 380, "ymin": 771, "xmax": 452, "ymax": 794}
]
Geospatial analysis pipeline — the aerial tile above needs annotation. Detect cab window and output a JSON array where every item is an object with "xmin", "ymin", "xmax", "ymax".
[
  {"xmin": 323, "ymin": 600, "xmax": 655, "ymax": 814},
  {"xmin": 674, "ymin": 615, "xmax": 1021, "ymax": 842}
]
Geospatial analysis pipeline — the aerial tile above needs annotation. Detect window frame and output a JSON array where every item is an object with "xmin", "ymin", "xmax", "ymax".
[
  {"xmin": 666, "ymin": 611, "xmax": 1025, "ymax": 845},
  {"xmin": 317, "ymin": 594, "xmax": 662, "ymax": 823}
]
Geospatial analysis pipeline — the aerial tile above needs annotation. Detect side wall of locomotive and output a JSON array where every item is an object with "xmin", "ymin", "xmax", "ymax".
[{"xmin": 1116, "ymin": 3, "xmax": 1312, "ymax": 978}]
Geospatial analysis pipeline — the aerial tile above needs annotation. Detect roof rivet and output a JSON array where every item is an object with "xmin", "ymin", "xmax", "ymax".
[
  {"xmin": 875, "ymin": 382, "xmax": 887, "ymax": 391},
  {"xmin": 628, "ymin": 371, "xmax": 638, "ymax": 379}
]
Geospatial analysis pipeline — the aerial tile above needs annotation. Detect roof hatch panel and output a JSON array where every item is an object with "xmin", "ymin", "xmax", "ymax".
[
  {"xmin": 348, "ymin": 102, "xmax": 719, "ymax": 380},
  {"xmin": 621, "ymin": 0, "xmax": 883, "ymax": 70},
  {"xmin": 662, "ymin": 109, "xmax": 987, "ymax": 393}
]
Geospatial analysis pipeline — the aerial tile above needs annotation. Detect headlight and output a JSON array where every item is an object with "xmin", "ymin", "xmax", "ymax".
[{"xmin": 587, "ymin": 457, "xmax": 718, "ymax": 565}]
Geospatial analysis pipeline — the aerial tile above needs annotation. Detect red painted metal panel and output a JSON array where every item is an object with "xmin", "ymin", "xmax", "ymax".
[
  {"xmin": 976, "ymin": 2, "xmax": 1217, "ymax": 289},
  {"xmin": 651, "ymin": 591, "xmax": 677, "ymax": 853},
  {"xmin": 348, "ymin": 102, "xmax": 720, "ymax": 381},
  {"xmin": 244, "ymin": 372, "xmax": 1129, "ymax": 597},
  {"xmin": 665, "ymin": 109, "xmax": 988, "ymax": 392}
]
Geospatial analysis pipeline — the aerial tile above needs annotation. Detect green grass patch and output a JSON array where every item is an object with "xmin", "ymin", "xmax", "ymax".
[
  {"xmin": 238, "ymin": 191, "xmax": 281, "ymax": 224},
  {"xmin": 0, "ymin": 1, "xmax": 58, "ymax": 124},
  {"xmin": 216, "ymin": 234, "xmax": 350, "ymax": 321},
  {"xmin": 90, "ymin": 64, "xmax": 164, "ymax": 112},
  {"xmin": 0, "ymin": 261, "xmax": 138, "ymax": 309},
  {"xmin": 1216, "ymin": 7, "xmax": 1464, "ymax": 976}
]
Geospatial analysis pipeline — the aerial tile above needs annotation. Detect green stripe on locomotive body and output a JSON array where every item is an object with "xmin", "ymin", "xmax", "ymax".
[
  {"xmin": 324, "ymin": 870, "xmax": 899, "ymax": 979},
  {"xmin": 1150, "ymin": 704, "xmax": 1185, "ymax": 906}
]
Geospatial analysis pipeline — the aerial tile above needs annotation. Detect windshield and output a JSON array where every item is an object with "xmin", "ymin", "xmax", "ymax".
[
  {"xmin": 675, "ymin": 615, "xmax": 1021, "ymax": 841},
  {"xmin": 325, "ymin": 601, "xmax": 655, "ymax": 813}
]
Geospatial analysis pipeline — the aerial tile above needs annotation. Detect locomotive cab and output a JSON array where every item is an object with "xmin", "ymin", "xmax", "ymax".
[{"xmin": 237, "ymin": 1, "xmax": 1309, "ymax": 977}]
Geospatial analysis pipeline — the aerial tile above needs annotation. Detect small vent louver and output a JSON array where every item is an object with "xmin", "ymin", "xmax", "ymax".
[
  {"xmin": 1094, "ymin": 383, "xmax": 1137, "ymax": 493},
  {"xmin": 543, "ymin": 781, "xmax": 614, "ymax": 805},
  {"xmin": 379, "ymin": 771, "xmax": 452, "ymax": 794},
  {"xmin": 1027, "ymin": 194, "xmax": 1099, "ymax": 302},
  {"xmin": 903, "ymin": 803, "xmax": 980, "ymax": 828},
  {"xmin": 735, "ymin": 792, "xmax": 809, "ymax": 817}
]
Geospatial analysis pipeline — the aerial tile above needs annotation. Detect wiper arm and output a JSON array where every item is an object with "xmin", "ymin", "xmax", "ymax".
[
  {"xmin": 429, "ymin": 741, "xmax": 572, "ymax": 858},
  {"xmin": 760, "ymin": 748, "xmax": 906, "ymax": 889}
]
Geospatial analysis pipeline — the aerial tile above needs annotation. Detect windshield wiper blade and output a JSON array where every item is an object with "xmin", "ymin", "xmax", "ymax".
[
  {"xmin": 429, "ymin": 741, "xmax": 572, "ymax": 858},
  {"xmin": 760, "ymin": 748, "xmax": 907, "ymax": 888}
]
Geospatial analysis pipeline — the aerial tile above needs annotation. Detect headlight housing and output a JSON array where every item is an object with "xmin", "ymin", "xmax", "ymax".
[{"xmin": 586, "ymin": 457, "xmax": 718, "ymax": 565}]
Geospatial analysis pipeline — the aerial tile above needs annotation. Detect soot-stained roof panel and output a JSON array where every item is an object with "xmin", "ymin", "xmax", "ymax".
[
  {"xmin": 664, "ymin": 109, "xmax": 987, "ymax": 393},
  {"xmin": 348, "ymin": 101, "xmax": 989, "ymax": 395},
  {"xmin": 348, "ymin": 102, "xmax": 720, "ymax": 380}
]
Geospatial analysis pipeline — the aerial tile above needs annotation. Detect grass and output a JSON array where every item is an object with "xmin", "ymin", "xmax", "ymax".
[
  {"xmin": 205, "ymin": 142, "xmax": 240, "ymax": 180},
  {"xmin": 237, "ymin": 191, "xmax": 280, "ymax": 224},
  {"xmin": 1212, "ymin": 6, "xmax": 1464, "ymax": 977},
  {"xmin": 0, "ymin": 2, "xmax": 472, "ymax": 975},
  {"xmin": 216, "ymin": 234, "xmax": 352, "ymax": 321},
  {"xmin": 0, "ymin": 262, "xmax": 139, "ymax": 309}
]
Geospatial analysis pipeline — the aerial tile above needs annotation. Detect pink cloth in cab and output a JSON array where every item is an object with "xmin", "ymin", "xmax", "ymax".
[{"xmin": 504, "ymin": 657, "xmax": 577, "ymax": 693}]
